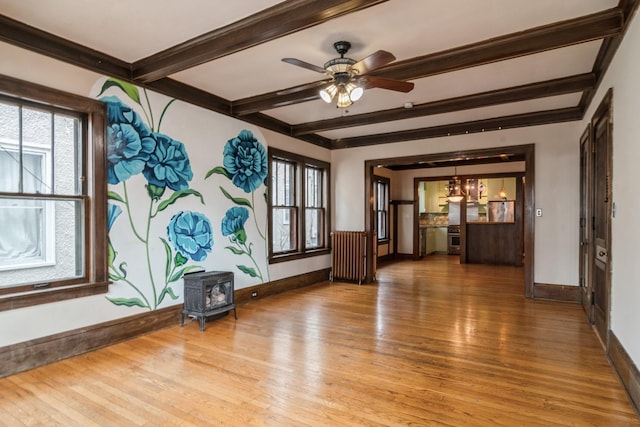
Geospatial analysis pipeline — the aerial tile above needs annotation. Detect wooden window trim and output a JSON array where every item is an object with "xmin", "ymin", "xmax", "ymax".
[
  {"xmin": 268, "ymin": 148, "xmax": 330, "ymax": 263},
  {"xmin": 0, "ymin": 74, "xmax": 108, "ymax": 311},
  {"xmin": 374, "ymin": 176, "xmax": 390, "ymax": 243}
]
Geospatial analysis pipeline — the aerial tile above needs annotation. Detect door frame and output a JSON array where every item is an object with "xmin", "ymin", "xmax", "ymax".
[
  {"xmin": 589, "ymin": 88, "xmax": 613, "ymax": 345},
  {"xmin": 364, "ymin": 143, "xmax": 535, "ymax": 296},
  {"xmin": 579, "ymin": 124, "xmax": 593, "ymax": 320}
]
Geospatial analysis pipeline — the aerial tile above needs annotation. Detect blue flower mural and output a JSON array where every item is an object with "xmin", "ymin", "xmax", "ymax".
[
  {"xmin": 221, "ymin": 206, "xmax": 249, "ymax": 243},
  {"xmin": 144, "ymin": 133, "xmax": 193, "ymax": 194},
  {"xmin": 223, "ymin": 130, "xmax": 268, "ymax": 193},
  {"xmin": 101, "ymin": 78, "xmax": 208, "ymax": 310},
  {"xmin": 104, "ymin": 96, "xmax": 155, "ymax": 185},
  {"xmin": 168, "ymin": 211, "xmax": 213, "ymax": 262},
  {"xmin": 206, "ymin": 129, "xmax": 269, "ymax": 282},
  {"xmin": 220, "ymin": 206, "xmax": 265, "ymax": 280},
  {"xmin": 107, "ymin": 203, "xmax": 123, "ymax": 231}
]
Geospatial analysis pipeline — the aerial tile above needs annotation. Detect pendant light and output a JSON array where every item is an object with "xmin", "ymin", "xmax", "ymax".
[
  {"xmin": 447, "ymin": 167, "xmax": 464, "ymax": 202},
  {"xmin": 498, "ymin": 178, "xmax": 507, "ymax": 200}
]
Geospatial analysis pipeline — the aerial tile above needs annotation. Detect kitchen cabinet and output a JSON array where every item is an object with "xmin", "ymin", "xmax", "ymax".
[
  {"xmin": 425, "ymin": 181, "xmax": 449, "ymax": 213},
  {"xmin": 426, "ymin": 227, "xmax": 437, "ymax": 254},
  {"xmin": 435, "ymin": 227, "xmax": 448, "ymax": 253}
]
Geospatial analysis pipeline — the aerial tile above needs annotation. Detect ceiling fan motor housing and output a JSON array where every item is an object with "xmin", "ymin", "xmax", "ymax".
[
  {"xmin": 333, "ymin": 41, "xmax": 351, "ymax": 56},
  {"xmin": 324, "ymin": 41, "xmax": 357, "ymax": 74}
]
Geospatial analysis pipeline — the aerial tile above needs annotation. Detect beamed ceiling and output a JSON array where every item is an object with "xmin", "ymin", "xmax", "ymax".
[{"xmin": 0, "ymin": 0, "xmax": 638, "ymax": 158}]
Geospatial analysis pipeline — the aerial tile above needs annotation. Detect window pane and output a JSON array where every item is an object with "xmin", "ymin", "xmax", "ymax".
[
  {"xmin": 272, "ymin": 159, "xmax": 295, "ymax": 206},
  {"xmin": 305, "ymin": 208, "xmax": 323, "ymax": 248},
  {"xmin": 0, "ymin": 102, "xmax": 20, "ymax": 192},
  {"xmin": 377, "ymin": 211, "xmax": 387, "ymax": 240},
  {"xmin": 22, "ymin": 107, "xmax": 52, "ymax": 149},
  {"xmin": 0, "ymin": 197, "xmax": 84, "ymax": 286},
  {"xmin": 272, "ymin": 207, "xmax": 296, "ymax": 253},
  {"xmin": 54, "ymin": 114, "xmax": 81, "ymax": 195},
  {"xmin": 0, "ymin": 149, "xmax": 20, "ymax": 192},
  {"xmin": 375, "ymin": 179, "xmax": 389, "ymax": 240},
  {"xmin": 306, "ymin": 167, "xmax": 322, "ymax": 207}
]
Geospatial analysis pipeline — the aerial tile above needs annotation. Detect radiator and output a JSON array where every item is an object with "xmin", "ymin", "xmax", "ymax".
[{"xmin": 330, "ymin": 231, "xmax": 370, "ymax": 284}]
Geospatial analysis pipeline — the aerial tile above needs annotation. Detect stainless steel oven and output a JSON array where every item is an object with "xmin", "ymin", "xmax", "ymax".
[{"xmin": 447, "ymin": 225, "xmax": 460, "ymax": 255}]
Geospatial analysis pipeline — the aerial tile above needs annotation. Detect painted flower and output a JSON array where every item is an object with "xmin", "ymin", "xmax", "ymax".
[
  {"xmin": 143, "ymin": 133, "xmax": 193, "ymax": 192},
  {"xmin": 167, "ymin": 211, "xmax": 213, "ymax": 262},
  {"xmin": 223, "ymin": 130, "xmax": 267, "ymax": 193},
  {"xmin": 107, "ymin": 203, "xmax": 122, "ymax": 232},
  {"xmin": 102, "ymin": 96, "xmax": 155, "ymax": 185},
  {"xmin": 221, "ymin": 206, "xmax": 249, "ymax": 244}
]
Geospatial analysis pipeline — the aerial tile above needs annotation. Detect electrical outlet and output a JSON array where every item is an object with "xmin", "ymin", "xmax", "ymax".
[
  {"xmin": 536, "ymin": 208, "xmax": 542, "ymax": 217},
  {"xmin": 251, "ymin": 291, "xmax": 258, "ymax": 298}
]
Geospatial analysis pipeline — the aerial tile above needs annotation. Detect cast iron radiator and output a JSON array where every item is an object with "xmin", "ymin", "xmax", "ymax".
[{"xmin": 330, "ymin": 231, "xmax": 373, "ymax": 284}]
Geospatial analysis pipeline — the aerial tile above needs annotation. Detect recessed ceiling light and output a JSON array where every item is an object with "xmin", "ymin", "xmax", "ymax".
[{"xmin": 404, "ymin": 102, "xmax": 413, "ymax": 109}]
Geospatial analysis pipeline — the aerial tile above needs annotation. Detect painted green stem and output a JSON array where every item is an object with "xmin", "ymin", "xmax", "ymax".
[
  {"xmin": 144, "ymin": 198, "xmax": 158, "ymax": 309},
  {"xmin": 109, "ymin": 266, "xmax": 151, "ymax": 308},
  {"xmin": 251, "ymin": 192, "xmax": 270, "ymax": 281},
  {"xmin": 143, "ymin": 88, "xmax": 155, "ymax": 131},
  {"xmin": 123, "ymin": 181, "xmax": 146, "ymax": 243},
  {"xmin": 241, "ymin": 241, "xmax": 264, "ymax": 282}
]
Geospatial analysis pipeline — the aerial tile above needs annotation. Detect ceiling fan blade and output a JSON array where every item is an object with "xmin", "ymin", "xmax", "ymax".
[
  {"xmin": 276, "ymin": 79, "xmax": 330, "ymax": 96},
  {"xmin": 352, "ymin": 50, "xmax": 396, "ymax": 75},
  {"xmin": 360, "ymin": 76, "xmax": 414, "ymax": 93},
  {"xmin": 282, "ymin": 58, "xmax": 326, "ymax": 74}
]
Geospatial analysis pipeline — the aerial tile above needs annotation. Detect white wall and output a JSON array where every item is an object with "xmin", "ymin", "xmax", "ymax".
[
  {"xmin": 579, "ymin": 11, "xmax": 640, "ymax": 367},
  {"xmin": 332, "ymin": 123, "xmax": 582, "ymax": 287}
]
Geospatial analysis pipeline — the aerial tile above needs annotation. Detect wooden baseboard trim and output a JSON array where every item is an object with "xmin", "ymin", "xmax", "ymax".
[
  {"xmin": 376, "ymin": 254, "xmax": 394, "ymax": 263},
  {"xmin": 533, "ymin": 282, "xmax": 580, "ymax": 303},
  {"xmin": 0, "ymin": 305, "xmax": 181, "ymax": 378},
  {"xmin": 608, "ymin": 331, "xmax": 640, "ymax": 416},
  {"xmin": 235, "ymin": 268, "xmax": 330, "ymax": 305}
]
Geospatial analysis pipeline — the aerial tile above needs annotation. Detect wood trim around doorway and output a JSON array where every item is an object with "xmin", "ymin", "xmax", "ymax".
[{"xmin": 364, "ymin": 144, "xmax": 535, "ymax": 296}]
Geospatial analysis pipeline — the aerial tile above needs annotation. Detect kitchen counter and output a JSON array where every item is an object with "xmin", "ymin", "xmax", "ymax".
[{"xmin": 466, "ymin": 221, "xmax": 515, "ymax": 225}]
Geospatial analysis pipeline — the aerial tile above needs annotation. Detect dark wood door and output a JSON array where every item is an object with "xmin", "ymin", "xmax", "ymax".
[
  {"xmin": 591, "ymin": 91, "xmax": 612, "ymax": 345},
  {"xmin": 579, "ymin": 125, "xmax": 592, "ymax": 319}
]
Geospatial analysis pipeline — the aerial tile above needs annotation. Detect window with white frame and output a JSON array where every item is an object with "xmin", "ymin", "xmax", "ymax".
[
  {"xmin": 374, "ymin": 176, "xmax": 390, "ymax": 241},
  {"xmin": 269, "ymin": 148, "xmax": 330, "ymax": 261},
  {"xmin": 0, "ymin": 77, "xmax": 108, "ymax": 309}
]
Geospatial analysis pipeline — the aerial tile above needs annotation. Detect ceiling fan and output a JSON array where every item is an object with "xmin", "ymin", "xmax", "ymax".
[{"xmin": 281, "ymin": 41, "xmax": 414, "ymax": 108}]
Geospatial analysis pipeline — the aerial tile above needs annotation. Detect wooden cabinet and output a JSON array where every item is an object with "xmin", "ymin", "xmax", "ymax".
[
  {"xmin": 426, "ymin": 227, "xmax": 437, "ymax": 254},
  {"xmin": 435, "ymin": 227, "xmax": 448, "ymax": 253},
  {"xmin": 425, "ymin": 181, "xmax": 448, "ymax": 213}
]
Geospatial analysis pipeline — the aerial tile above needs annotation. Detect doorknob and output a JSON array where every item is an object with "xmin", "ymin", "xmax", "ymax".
[{"xmin": 598, "ymin": 250, "xmax": 607, "ymax": 257}]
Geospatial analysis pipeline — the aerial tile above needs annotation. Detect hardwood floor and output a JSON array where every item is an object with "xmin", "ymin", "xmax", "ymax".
[{"xmin": 1, "ymin": 255, "xmax": 638, "ymax": 426}]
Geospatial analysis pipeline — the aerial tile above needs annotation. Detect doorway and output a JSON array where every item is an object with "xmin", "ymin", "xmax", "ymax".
[
  {"xmin": 580, "ymin": 89, "xmax": 613, "ymax": 346},
  {"xmin": 364, "ymin": 144, "xmax": 535, "ymax": 297}
]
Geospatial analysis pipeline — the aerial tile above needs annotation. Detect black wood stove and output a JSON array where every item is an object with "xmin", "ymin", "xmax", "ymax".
[{"xmin": 181, "ymin": 271, "xmax": 237, "ymax": 331}]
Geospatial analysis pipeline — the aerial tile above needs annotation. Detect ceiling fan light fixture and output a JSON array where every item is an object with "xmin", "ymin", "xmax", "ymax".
[
  {"xmin": 336, "ymin": 88, "xmax": 353, "ymax": 108},
  {"xmin": 319, "ymin": 83, "xmax": 337, "ymax": 103},
  {"xmin": 283, "ymin": 40, "xmax": 412, "ymax": 109},
  {"xmin": 348, "ymin": 84, "xmax": 364, "ymax": 102}
]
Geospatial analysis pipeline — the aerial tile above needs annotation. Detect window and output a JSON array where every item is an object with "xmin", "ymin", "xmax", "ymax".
[
  {"xmin": 269, "ymin": 148, "xmax": 330, "ymax": 262},
  {"xmin": 305, "ymin": 166, "xmax": 324, "ymax": 249},
  {"xmin": 0, "ymin": 76, "xmax": 108, "ymax": 310},
  {"xmin": 374, "ymin": 176, "xmax": 390, "ymax": 241}
]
